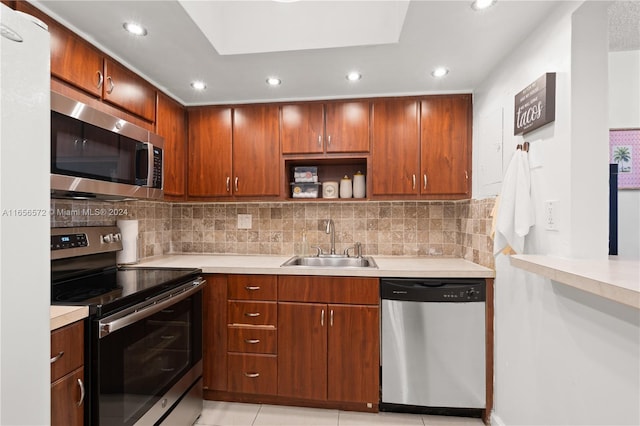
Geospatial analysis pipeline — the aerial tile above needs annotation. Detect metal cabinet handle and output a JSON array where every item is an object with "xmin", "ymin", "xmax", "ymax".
[
  {"xmin": 465, "ymin": 170, "xmax": 469, "ymax": 180},
  {"xmin": 245, "ymin": 286, "xmax": 261, "ymax": 291},
  {"xmin": 318, "ymin": 134, "xmax": 322, "ymax": 147},
  {"xmin": 244, "ymin": 312, "xmax": 260, "ymax": 317},
  {"xmin": 244, "ymin": 372, "xmax": 260, "ymax": 378},
  {"xmin": 82, "ymin": 139, "xmax": 87, "ymax": 149},
  {"xmin": 160, "ymin": 335, "xmax": 175, "ymax": 340},
  {"xmin": 106, "ymin": 76, "xmax": 115, "ymax": 94},
  {"xmin": 412, "ymin": 174, "xmax": 416, "ymax": 189},
  {"xmin": 226, "ymin": 177, "xmax": 231, "ymax": 192},
  {"xmin": 423, "ymin": 174, "xmax": 428, "ymax": 189},
  {"xmin": 244, "ymin": 339, "xmax": 260, "ymax": 344},
  {"xmin": 160, "ymin": 367, "xmax": 176, "ymax": 372},
  {"xmin": 330, "ymin": 309, "xmax": 334, "ymax": 326},
  {"xmin": 77, "ymin": 379, "xmax": 85, "ymax": 407},
  {"xmin": 327, "ymin": 135, "xmax": 332, "ymax": 145},
  {"xmin": 50, "ymin": 351, "xmax": 64, "ymax": 364},
  {"xmin": 96, "ymin": 71, "xmax": 103, "ymax": 89},
  {"xmin": 321, "ymin": 309, "xmax": 325, "ymax": 326},
  {"xmin": 234, "ymin": 177, "xmax": 239, "ymax": 192}
]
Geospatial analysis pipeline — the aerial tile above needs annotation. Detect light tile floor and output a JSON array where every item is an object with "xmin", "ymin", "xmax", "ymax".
[{"xmin": 195, "ymin": 401, "xmax": 485, "ymax": 426}]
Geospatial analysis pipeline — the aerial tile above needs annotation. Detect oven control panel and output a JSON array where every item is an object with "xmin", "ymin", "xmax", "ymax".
[{"xmin": 51, "ymin": 233, "xmax": 88, "ymax": 250}]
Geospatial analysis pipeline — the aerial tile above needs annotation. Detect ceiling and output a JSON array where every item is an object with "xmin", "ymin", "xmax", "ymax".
[{"xmin": 31, "ymin": 1, "xmax": 638, "ymax": 106}]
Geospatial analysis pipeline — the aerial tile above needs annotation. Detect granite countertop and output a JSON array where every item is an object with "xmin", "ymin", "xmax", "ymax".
[
  {"xmin": 50, "ymin": 306, "xmax": 89, "ymax": 331},
  {"xmin": 510, "ymin": 255, "xmax": 640, "ymax": 309},
  {"xmin": 134, "ymin": 254, "xmax": 495, "ymax": 278}
]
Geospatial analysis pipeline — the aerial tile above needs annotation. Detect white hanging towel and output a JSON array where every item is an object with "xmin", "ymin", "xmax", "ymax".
[{"xmin": 493, "ymin": 146, "xmax": 535, "ymax": 256}]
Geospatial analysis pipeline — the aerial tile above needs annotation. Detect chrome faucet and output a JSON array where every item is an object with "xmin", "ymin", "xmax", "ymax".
[{"xmin": 325, "ymin": 219, "xmax": 336, "ymax": 255}]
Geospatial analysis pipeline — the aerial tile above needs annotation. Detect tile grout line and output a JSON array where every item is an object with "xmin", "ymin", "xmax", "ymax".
[{"xmin": 251, "ymin": 403, "xmax": 263, "ymax": 426}]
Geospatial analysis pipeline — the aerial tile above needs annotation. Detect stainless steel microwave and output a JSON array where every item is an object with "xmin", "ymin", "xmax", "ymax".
[{"xmin": 50, "ymin": 92, "xmax": 163, "ymax": 200}]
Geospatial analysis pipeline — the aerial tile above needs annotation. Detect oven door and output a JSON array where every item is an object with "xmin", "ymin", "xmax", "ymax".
[{"xmin": 93, "ymin": 280, "xmax": 203, "ymax": 426}]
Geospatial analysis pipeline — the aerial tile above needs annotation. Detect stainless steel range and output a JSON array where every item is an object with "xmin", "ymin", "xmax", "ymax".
[{"xmin": 51, "ymin": 226, "xmax": 204, "ymax": 426}]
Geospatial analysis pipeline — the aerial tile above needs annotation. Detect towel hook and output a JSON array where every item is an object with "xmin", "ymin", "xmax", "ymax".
[{"xmin": 516, "ymin": 142, "xmax": 530, "ymax": 152}]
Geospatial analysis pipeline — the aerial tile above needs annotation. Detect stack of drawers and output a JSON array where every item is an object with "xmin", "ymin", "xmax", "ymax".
[
  {"xmin": 51, "ymin": 321, "xmax": 85, "ymax": 426},
  {"xmin": 227, "ymin": 275, "xmax": 277, "ymax": 395}
]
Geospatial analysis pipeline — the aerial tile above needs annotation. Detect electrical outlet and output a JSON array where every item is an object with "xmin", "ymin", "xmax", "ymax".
[
  {"xmin": 544, "ymin": 200, "xmax": 558, "ymax": 231},
  {"xmin": 237, "ymin": 214, "xmax": 252, "ymax": 229}
]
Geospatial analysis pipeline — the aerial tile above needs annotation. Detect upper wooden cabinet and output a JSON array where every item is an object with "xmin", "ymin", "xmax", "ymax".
[
  {"xmin": 233, "ymin": 104, "xmax": 280, "ymax": 197},
  {"xmin": 156, "ymin": 93, "xmax": 187, "ymax": 199},
  {"xmin": 371, "ymin": 98, "xmax": 420, "ymax": 196},
  {"xmin": 187, "ymin": 106, "xmax": 233, "ymax": 198},
  {"xmin": 16, "ymin": 2, "xmax": 156, "ymax": 122},
  {"xmin": 421, "ymin": 95, "xmax": 472, "ymax": 197},
  {"xmin": 372, "ymin": 95, "xmax": 471, "ymax": 199},
  {"xmin": 281, "ymin": 101, "xmax": 370, "ymax": 154}
]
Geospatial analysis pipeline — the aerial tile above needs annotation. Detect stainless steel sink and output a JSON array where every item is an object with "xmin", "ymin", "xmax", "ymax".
[{"xmin": 281, "ymin": 255, "xmax": 378, "ymax": 268}]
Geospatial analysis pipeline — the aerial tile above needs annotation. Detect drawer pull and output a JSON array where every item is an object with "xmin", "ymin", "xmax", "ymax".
[
  {"xmin": 244, "ymin": 372, "xmax": 260, "ymax": 378},
  {"xmin": 50, "ymin": 351, "xmax": 64, "ymax": 364},
  {"xmin": 244, "ymin": 312, "xmax": 260, "ymax": 317},
  {"xmin": 244, "ymin": 339, "xmax": 260, "ymax": 344},
  {"xmin": 77, "ymin": 379, "xmax": 85, "ymax": 407},
  {"xmin": 160, "ymin": 367, "xmax": 176, "ymax": 372},
  {"xmin": 160, "ymin": 335, "xmax": 175, "ymax": 340},
  {"xmin": 245, "ymin": 286, "xmax": 261, "ymax": 291}
]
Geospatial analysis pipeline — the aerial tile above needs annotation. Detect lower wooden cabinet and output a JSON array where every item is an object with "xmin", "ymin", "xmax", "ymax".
[
  {"xmin": 204, "ymin": 274, "xmax": 380, "ymax": 411},
  {"xmin": 50, "ymin": 320, "xmax": 85, "ymax": 426}
]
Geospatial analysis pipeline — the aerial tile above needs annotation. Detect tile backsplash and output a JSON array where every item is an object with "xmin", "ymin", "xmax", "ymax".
[{"xmin": 50, "ymin": 198, "xmax": 496, "ymax": 269}]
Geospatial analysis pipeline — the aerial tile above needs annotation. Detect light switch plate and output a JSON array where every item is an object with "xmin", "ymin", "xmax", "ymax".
[
  {"xmin": 544, "ymin": 200, "xmax": 558, "ymax": 231},
  {"xmin": 237, "ymin": 214, "xmax": 252, "ymax": 229}
]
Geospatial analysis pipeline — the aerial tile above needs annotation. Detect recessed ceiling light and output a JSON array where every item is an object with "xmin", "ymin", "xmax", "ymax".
[
  {"xmin": 266, "ymin": 77, "xmax": 282, "ymax": 86},
  {"xmin": 471, "ymin": 0, "xmax": 497, "ymax": 11},
  {"xmin": 346, "ymin": 71, "xmax": 362, "ymax": 81},
  {"xmin": 122, "ymin": 22, "xmax": 147, "ymax": 36},
  {"xmin": 431, "ymin": 67, "xmax": 449, "ymax": 78},
  {"xmin": 191, "ymin": 81, "xmax": 207, "ymax": 90}
]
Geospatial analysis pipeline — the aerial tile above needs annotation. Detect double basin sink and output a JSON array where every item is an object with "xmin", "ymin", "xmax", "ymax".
[{"xmin": 281, "ymin": 255, "xmax": 378, "ymax": 269}]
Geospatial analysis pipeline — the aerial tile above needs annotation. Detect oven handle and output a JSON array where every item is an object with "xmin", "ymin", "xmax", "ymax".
[{"xmin": 98, "ymin": 278, "xmax": 205, "ymax": 339}]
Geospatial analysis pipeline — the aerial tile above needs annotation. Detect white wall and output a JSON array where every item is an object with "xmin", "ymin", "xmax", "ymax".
[
  {"xmin": 473, "ymin": 2, "xmax": 640, "ymax": 425},
  {"xmin": 609, "ymin": 50, "xmax": 640, "ymax": 258}
]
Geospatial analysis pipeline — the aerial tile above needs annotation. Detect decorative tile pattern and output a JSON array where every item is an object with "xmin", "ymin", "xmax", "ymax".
[{"xmin": 50, "ymin": 198, "xmax": 497, "ymax": 269}]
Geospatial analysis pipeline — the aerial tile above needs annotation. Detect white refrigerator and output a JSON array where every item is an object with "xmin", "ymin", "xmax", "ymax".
[{"xmin": 0, "ymin": 4, "xmax": 50, "ymax": 424}]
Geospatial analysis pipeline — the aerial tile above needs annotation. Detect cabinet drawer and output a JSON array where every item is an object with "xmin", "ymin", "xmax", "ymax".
[
  {"xmin": 227, "ymin": 353, "xmax": 277, "ymax": 395},
  {"xmin": 51, "ymin": 321, "xmax": 84, "ymax": 382},
  {"xmin": 228, "ymin": 275, "xmax": 277, "ymax": 300},
  {"xmin": 228, "ymin": 301, "xmax": 277, "ymax": 326},
  {"xmin": 228, "ymin": 326, "xmax": 277, "ymax": 354},
  {"xmin": 278, "ymin": 276, "xmax": 379, "ymax": 305}
]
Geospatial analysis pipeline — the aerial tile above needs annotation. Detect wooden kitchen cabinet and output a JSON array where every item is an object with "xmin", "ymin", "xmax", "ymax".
[
  {"xmin": 50, "ymin": 320, "xmax": 85, "ymax": 426},
  {"xmin": 371, "ymin": 98, "xmax": 420, "ymax": 196},
  {"xmin": 102, "ymin": 58, "xmax": 156, "ymax": 122},
  {"xmin": 420, "ymin": 94, "xmax": 472, "ymax": 197},
  {"xmin": 372, "ymin": 95, "xmax": 472, "ymax": 199},
  {"xmin": 203, "ymin": 274, "xmax": 228, "ymax": 392},
  {"xmin": 233, "ymin": 104, "xmax": 280, "ymax": 197},
  {"xmin": 277, "ymin": 276, "xmax": 379, "ymax": 408},
  {"xmin": 281, "ymin": 100, "xmax": 370, "ymax": 154},
  {"xmin": 187, "ymin": 106, "xmax": 233, "ymax": 198},
  {"xmin": 226, "ymin": 275, "xmax": 278, "ymax": 395},
  {"xmin": 156, "ymin": 92, "xmax": 187, "ymax": 199}
]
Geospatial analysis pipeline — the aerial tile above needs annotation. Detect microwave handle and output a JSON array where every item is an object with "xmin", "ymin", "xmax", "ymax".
[{"xmin": 98, "ymin": 278, "xmax": 204, "ymax": 338}]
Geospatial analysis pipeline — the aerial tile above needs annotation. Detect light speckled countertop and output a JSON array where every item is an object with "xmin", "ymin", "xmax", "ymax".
[
  {"xmin": 134, "ymin": 254, "xmax": 496, "ymax": 278},
  {"xmin": 510, "ymin": 255, "xmax": 640, "ymax": 309},
  {"xmin": 50, "ymin": 306, "xmax": 88, "ymax": 331}
]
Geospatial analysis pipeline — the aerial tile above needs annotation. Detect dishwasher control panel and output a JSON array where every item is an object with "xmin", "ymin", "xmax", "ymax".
[{"xmin": 380, "ymin": 278, "xmax": 486, "ymax": 302}]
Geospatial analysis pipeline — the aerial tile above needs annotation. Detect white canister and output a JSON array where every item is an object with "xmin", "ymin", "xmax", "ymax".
[
  {"xmin": 340, "ymin": 175, "xmax": 352, "ymax": 198},
  {"xmin": 323, "ymin": 181, "xmax": 339, "ymax": 198},
  {"xmin": 353, "ymin": 171, "xmax": 365, "ymax": 198}
]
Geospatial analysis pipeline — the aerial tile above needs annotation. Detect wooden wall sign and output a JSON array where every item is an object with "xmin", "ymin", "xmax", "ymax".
[{"xmin": 514, "ymin": 72, "xmax": 556, "ymax": 135}]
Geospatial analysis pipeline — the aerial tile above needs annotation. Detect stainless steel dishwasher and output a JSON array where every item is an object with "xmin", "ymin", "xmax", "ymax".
[{"xmin": 380, "ymin": 278, "xmax": 486, "ymax": 413}]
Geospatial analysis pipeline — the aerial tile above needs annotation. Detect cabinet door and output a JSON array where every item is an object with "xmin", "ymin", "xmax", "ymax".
[
  {"xmin": 188, "ymin": 107, "xmax": 232, "ymax": 197},
  {"xmin": 103, "ymin": 59, "xmax": 156, "ymax": 122},
  {"xmin": 420, "ymin": 95, "xmax": 471, "ymax": 196},
  {"xmin": 16, "ymin": 2, "xmax": 103, "ymax": 97},
  {"xmin": 325, "ymin": 101, "xmax": 370, "ymax": 153},
  {"xmin": 277, "ymin": 302, "xmax": 327, "ymax": 400},
  {"xmin": 51, "ymin": 367, "xmax": 84, "ymax": 426},
  {"xmin": 156, "ymin": 93, "xmax": 186, "ymax": 198},
  {"xmin": 203, "ymin": 275, "xmax": 228, "ymax": 392},
  {"xmin": 371, "ymin": 99, "xmax": 420, "ymax": 196},
  {"xmin": 281, "ymin": 103, "xmax": 324, "ymax": 154},
  {"xmin": 233, "ymin": 105, "xmax": 280, "ymax": 196},
  {"xmin": 327, "ymin": 305, "xmax": 379, "ymax": 404}
]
